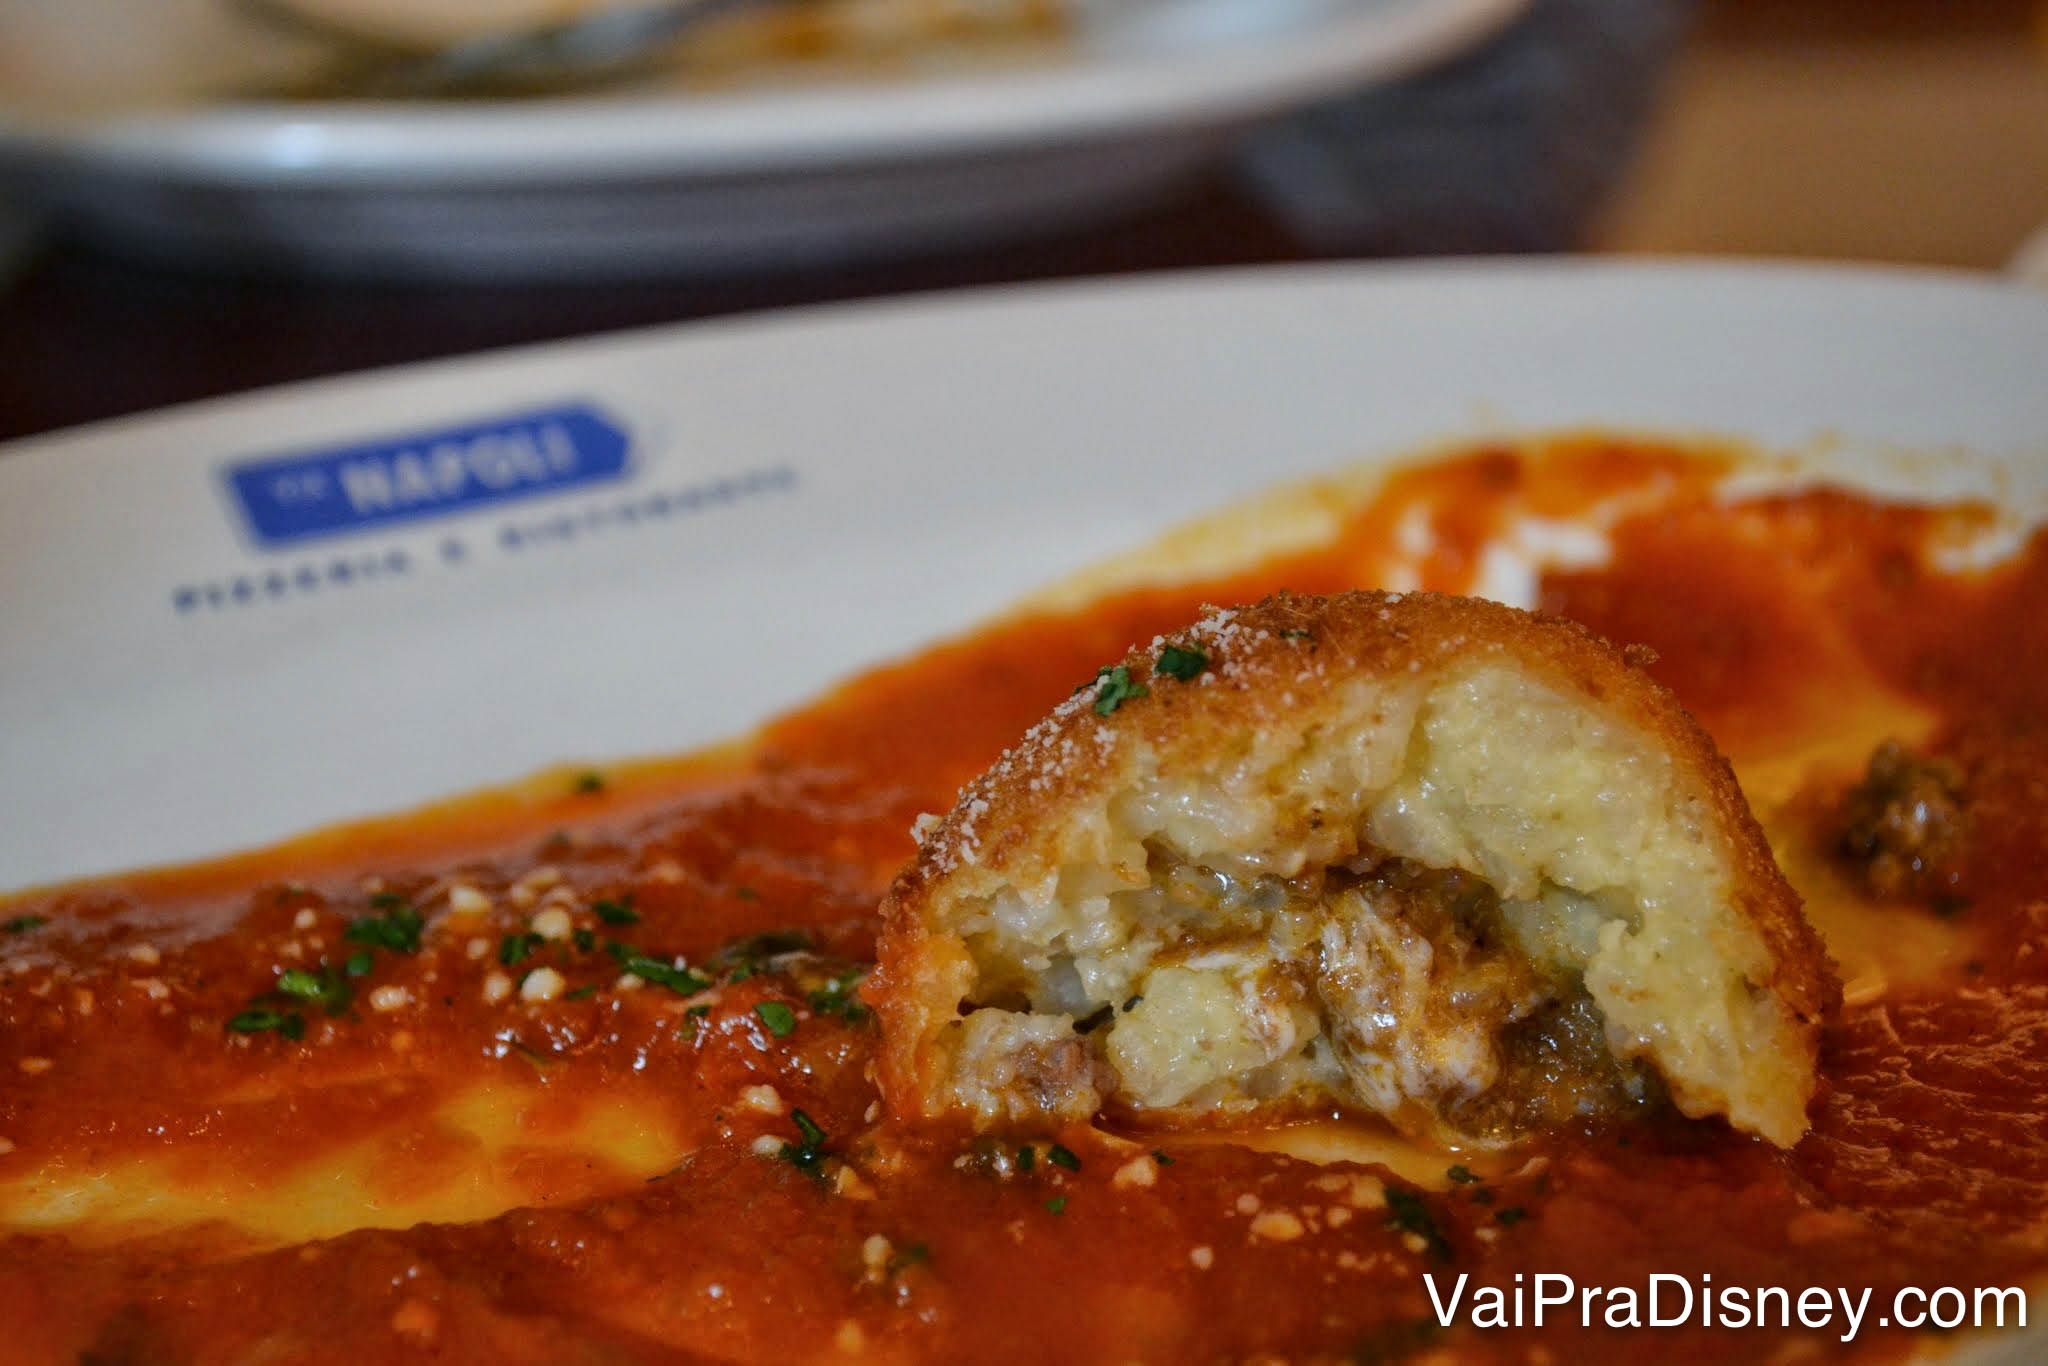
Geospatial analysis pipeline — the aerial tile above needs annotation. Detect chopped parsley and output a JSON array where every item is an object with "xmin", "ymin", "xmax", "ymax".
[
  {"xmin": 573, "ymin": 770, "xmax": 606, "ymax": 794},
  {"xmin": 1495, "ymin": 1206, "xmax": 1529, "ymax": 1227},
  {"xmin": 1384, "ymin": 1185, "xmax": 1454, "ymax": 1262},
  {"xmin": 624, "ymin": 955, "xmax": 711, "ymax": 996},
  {"xmin": 564, "ymin": 984, "xmax": 599, "ymax": 1001},
  {"xmin": 1015, "ymin": 1145, "xmax": 1035, "ymax": 1173},
  {"xmin": 1090, "ymin": 664, "xmax": 1148, "ymax": 716},
  {"xmin": 808, "ymin": 972, "xmax": 871, "ymax": 1024},
  {"xmin": 778, "ymin": 1108, "xmax": 831, "ymax": 1176},
  {"xmin": 344, "ymin": 951, "xmax": 373, "ymax": 977},
  {"xmin": 2, "ymin": 915, "xmax": 46, "ymax": 934},
  {"xmin": 1045, "ymin": 1196, "xmax": 1067, "ymax": 1215},
  {"xmin": 735, "ymin": 887, "xmax": 760, "ymax": 902},
  {"xmin": 1047, "ymin": 1144, "xmax": 1081, "ymax": 1172},
  {"xmin": 712, "ymin": 929, "xmax": 809, "ymax": 981},
  {"xmin": 572, "ymin": 928, "xmax": 597, "ymax": 953},
  {"xmin": 1152, "ymin": 1149, "xmax": 1174, "ymax": 1166},
  {"xmin": 274, "ymin": 968, "xmax": 324, "ymax": 997},
  {"xmin": 1446, "ymin": 1164, "xmax": 1478, "ymax": 1185},
  {"xmin": 593, "ymin": 898, "xmax": 639, "ymax": 926},
  {"xmin": 274, "ymin": 966, "xmax": 352, "ymax": 1014},
  {"xmin": 1154, "ymin": 643, "xmax": 1209, "ymax": 681},
  {"xmin": 755, "ymin": 1001, "xmax": 798, "ymax": 1038},
  {"xmin": 227, "ymin": 1008, "xmax": 304, "ymax": 1040},
  {"xmin": 499, "ymin": 932, "xmax": 542, "ymax": 967},
  {"xmin": 346, "ymin": 899, "xmax": 423, "ymax": 953}
]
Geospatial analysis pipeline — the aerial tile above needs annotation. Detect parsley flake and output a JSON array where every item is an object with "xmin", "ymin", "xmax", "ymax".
[
  {"xmin": 755, "ymin": 1001, "xmax": 798, "ymax": 1038},
  {"xmin": 344, "ymin": 951, "xmax": 373, "ymax": 977},
  {"xmin": 1446, "ymin": 1164, "xmax": 1478, "ymax": 1185},
  {"xmin": 565, "ymin": 984, "xmax": 599, "ymax": 1001},
  {"xmin": 593, "ymin": 898, "xmax": 639, "ymax": 925},
  {"xmin": 227, "ymin": 1008, "xmax": 304, "ymax": 1040},
  {"xmin": 1016, "ymin": 1145, "xmax": 1035, "ymax": 1173},
  {"xmin": 1152, "ymin": 1149, "xmax": 1175, "ymax": 1166},
  {"xmin": 1048, "ymin": 1144, "xmax": 1081, "ymax": 1172},
  {"xmin": 624, "ymin": 955, "xmax": 711, "ymax": 996},
  {"xmin": 574, "ymin": 770, "xmax": 606, "ymax": 794},
  {"xmin": 1045, "ymin": 1196, "xmax": 1067, "ymax": 1215},
  {"xmin": 1495, "ymin": 1207, "xmax": 1529, "ymax": 1227},
  {"xmin": 274, "ymin": 966, "xmax": 352, "ymax": 1014},
  {"xmin": 712, "ymin": 929, "xmax": 809, "ymax": 981},
  {"xmin": 1155, "ymin": 643, "xmax": 1209, "ymax": 681},
  {"xmin": 275, "ymin": 968, "xmax": 323, "ymax": 997},
  {"xmin": 807, "ymin": 972, "xmax": 872, "ymax": 1024},
  {"xmin": 572, "ymin": 928, "xmax": 597, "ymax": 953},
  {"xmin": 1090, "ymin": 664, "xmax": 1149, "ymax": 716},
  {"xmin": 499, "ymin": 932, "xmax": 541, "ymax": 967},
  {"xmin": 1384, "ymin": 1185, "xmax": 1454, "ymax": 1262},
  {"xmin": 2, "ymin": 915, "xmax": 46, "ymax": 934},
  {"xmin": 346, "ymin": 900, "xmax": 422, "ymax": 954},
  {"xmin": 778, "ymin": 1108, "xmax": 832, "ymax": 1177}
]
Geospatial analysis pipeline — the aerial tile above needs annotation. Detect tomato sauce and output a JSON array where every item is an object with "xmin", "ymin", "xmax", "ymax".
[{"xmin": 1, "ymin": 436, "xmax": 2043, "ymax": 1362}]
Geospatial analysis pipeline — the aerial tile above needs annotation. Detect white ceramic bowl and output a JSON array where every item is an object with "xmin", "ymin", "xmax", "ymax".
[{"xmin": 0, "ymin": 0, "xmax": 1522, "ymax": 276}]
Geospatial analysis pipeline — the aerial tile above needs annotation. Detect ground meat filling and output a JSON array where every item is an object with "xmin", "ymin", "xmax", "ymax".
[
  {"xmin": 1835, "ymin": 739, "xmax": 1971, "ymax": 908},
  {"xmin": 959, "ymin": 847, "xmax": 1655, "ymax": 1145}
]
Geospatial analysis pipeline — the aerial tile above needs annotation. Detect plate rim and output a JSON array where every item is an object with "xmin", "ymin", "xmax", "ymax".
[{"xmin": 7, "ymin": 252, "xmax": 2044, "ymax": 455}]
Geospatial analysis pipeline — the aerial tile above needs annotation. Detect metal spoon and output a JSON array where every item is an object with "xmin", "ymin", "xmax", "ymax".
[{"xmin": 235, "ymin": 0, "xmax": 769, "ymax": 99}]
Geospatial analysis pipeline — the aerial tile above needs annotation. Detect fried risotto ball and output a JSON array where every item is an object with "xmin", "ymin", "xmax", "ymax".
[{"xmin": 869, "ymin": 591, "xmax": 1837, "ymax": 1149}]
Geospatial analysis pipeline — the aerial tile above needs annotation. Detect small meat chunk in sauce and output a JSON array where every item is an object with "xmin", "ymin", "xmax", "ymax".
[{"xmin": 1835, "ymin": 739, "xmax": 1970, "ymax": 907}]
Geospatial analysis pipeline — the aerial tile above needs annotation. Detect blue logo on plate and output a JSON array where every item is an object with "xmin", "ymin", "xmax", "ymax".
[{"xmin": 224, "ymin": 402, "xmax": 631, "ymax": 547}]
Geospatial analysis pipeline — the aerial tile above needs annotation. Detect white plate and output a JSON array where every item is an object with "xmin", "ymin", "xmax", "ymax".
[
  {"xmin": 0, "ymin": 0, "xmax": 1522, "ymax": 276},
  {"xmin": 3, "ymin": 258, "xmax": 2048, "ymax": 898}
]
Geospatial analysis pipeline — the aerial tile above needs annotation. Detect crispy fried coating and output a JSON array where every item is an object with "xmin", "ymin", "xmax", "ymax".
[{"xmin": 870, "ymin": 591, "xmax": 1838, "ymax": 1148}]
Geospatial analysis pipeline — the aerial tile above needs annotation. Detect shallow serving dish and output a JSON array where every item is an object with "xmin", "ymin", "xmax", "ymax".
[{"xmin": 1, "ymin": 260, "xmax": 2045, "ymax": 1360}]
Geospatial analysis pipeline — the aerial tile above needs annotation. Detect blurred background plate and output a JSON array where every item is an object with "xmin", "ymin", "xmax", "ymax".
[{"xmin": 0, "ymin": 0, "xmax": 1523, "ymax": 277}]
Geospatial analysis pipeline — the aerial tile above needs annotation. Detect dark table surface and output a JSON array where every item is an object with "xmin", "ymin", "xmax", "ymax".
[{"xmin": 0, "ymin": 172, "xmax": 1318, "ymax": 447}]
